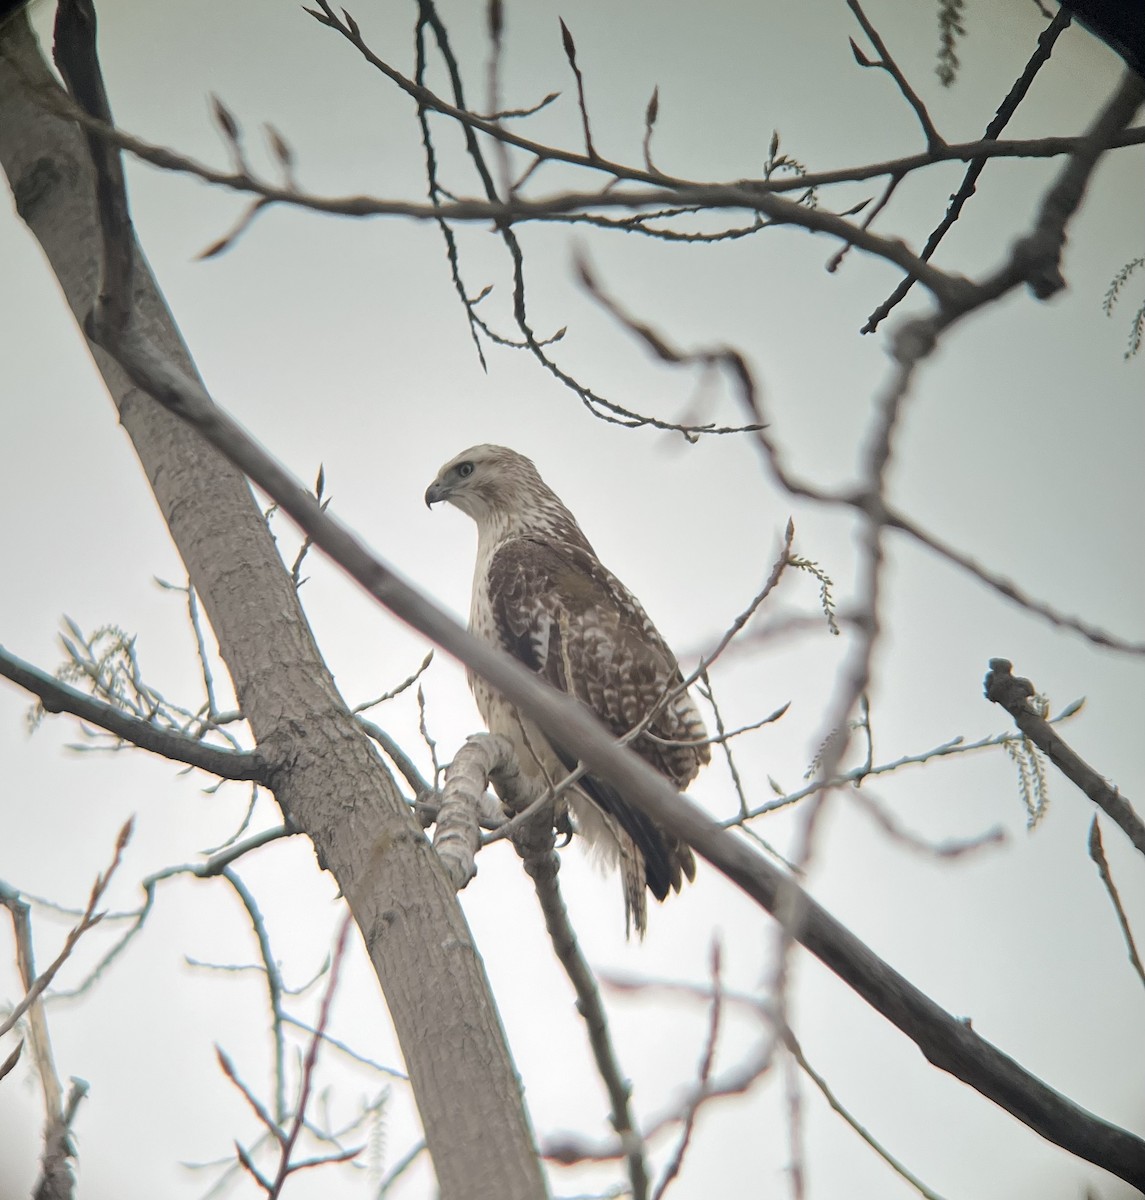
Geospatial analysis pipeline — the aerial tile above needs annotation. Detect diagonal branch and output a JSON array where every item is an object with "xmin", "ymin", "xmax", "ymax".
[
  {"xmin": 847, "ymin": 0, "xmax": 944, "ymax": 152},
  {"xmin": 0, "ymin": 818, "xmax": 133, "ymax": 1041},
  {"xmin": 882, "ymin": 508, "xmax": 1145, "ymax": 655},
  {"xmin": 0, "ymin": 644, "xmax": 267, "ymax": 782},
  {"xmin": 1016, "ymin": 68, "xmax": 1145, "ymax": 300},
  {"xmin": 1088, "ymin": 819, "xmax": 1145, "ymax": 991},
  {"xmin": 864, "ymin": 5, "xmax": 1073, "ymax": 331},
  {"xmin": 985, "ymin": 659, "xmax": 1145, "ymax": 856}
]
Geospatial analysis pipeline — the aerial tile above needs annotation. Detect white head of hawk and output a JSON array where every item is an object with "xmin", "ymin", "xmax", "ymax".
[{"xmin": 426, "ymin": 444, "xmax": 709, "ymax": 936}]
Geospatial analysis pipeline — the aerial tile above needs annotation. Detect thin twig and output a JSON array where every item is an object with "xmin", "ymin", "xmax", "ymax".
[
  {"xmin": 376, "ymin": 1140, "xmax": 427, "ymax": 1196},
  {"xmin": 652, "ymin": 942, "xmax": 724, "ymax": 1200},
  {"xmin": 786, "ymin": 1030, "xmax": 951, "ymax": 1200},
  {"xmin": 883, "ymin": 510, "xmax": 1145, "ymax": 655},
  {"xmin": 222, "ymin": 867, "xmax": 289, "ymax": 1123},
  {"xmin": 16, "ymin": 51, "xmax": 1143, "ymax": 213},
  {"xmin": 1087, "ymin": 819, "xmax": 1145, "ymax": 991},
  {"xmin": 352, "ymin": 651, "xmax": 434, "ymax": 714},
  {"xmin": 558, "ymin": 19, "xmax": 597, "ymax": 159},
  {"xmin": 269, "ymin": 912, "xmax": 355, "ymax": 1195},
  {"xmin": 0, "ymin": 818, "xmax": 133, "ymax": 1040},
  {"xmin": 847, "ymin": 0, "xmax": 944, "ymax": 152},
  {"xmin": 357, "ymin": 716, "xmax": 433, "ymax": 798},
  {"xmin": 865, "ymin": 5, "xmax": 1074, "ymax": 331}
]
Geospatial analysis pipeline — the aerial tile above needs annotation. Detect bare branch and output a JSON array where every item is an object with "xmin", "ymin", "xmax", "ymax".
[
  {"xmin": 558, "ymin": 18, "xmax": 597, "ymax": 159},
  {"xmin": 0, "ymin": 818, "xmax": 133, "ymax": 1040},
  {"xmin": 786, "ymin": 1031, "xmax": 950, "ymax": 1200},
  {"xmin": 883, "ymin": 510, "xmax": 1145, "ymax": 654},
  {"xmin": 185, "ymin": 583, "xmax": 224, "ymax": 727},
  {"xmin": 1014, "ymin": 69, "xmax": 1145, "ymax": 301},
  {"xmin": 217, "ymin": 1047, "xmax": 285, "ymax": 1146},
  {"xmin": 1088, "ymin": 819, "xmax": 1145, "ymax": 991},
  {"xmin": 985, "ymin": 659, "xmax": 1145, "ymax": 856},
  {"xmin": 376, "ymin": 1141, "xmax": 427, "ymax": 1196},
  {"xmin": 416, "ymin": 684, "xmax": 442, "ymax": 785},
  {"xmin": 652, "ymin": 943, "xmax": 724, "ymax": 1200},
  {"xmin": 34, "ymin": 1076, "xmax": 89, "ymax": 1200},
  {"xmin": 432, "ymin": 735, "xmax": 506, "ymax": 889},
  {"xmin": 551, "ymin": 976, "xmax": 777, "ymax": 1165},
  {"xmin": 847, "ymin": 0, "xmax": 944, "ymax": 152},
  {"xmin": 352, "ymin": 650, "xmax": 434, "ymax": 714},
  {"xmin": 0, "ymin": 884, "xmax": 85, "ymax": 1200},
  {"xmin": 826, "ymin": 171, "xmax": 902, "ymax": 273},
  {"xmin": 268, "ymin": 912, "xmax": 355, "ymax": 1195},
  {"xmin": 865, "ymin": 5, "xmax": 1073, "ymax": 330},
  {"xmin": 15, "ymin": 51, "xmax": 1144, "ymax": 218},
  {"xmin": 0, "ymin": 1039, "xmax": 23, "ymax": 1082},
  {"xmin": 280, "ymin": 1014, "xmax": 408, "ymax": 1079},
  {"xmin": 0, "ymin": 644, "xmax": 266, "ymax": 781},
  {"xmin": 846, "ymin": 786, "xmax": 1006, "ymax": 859},
  {"xmin": 524, "ymin": 845, "xmax": 650, "ymax": 1200},
  {"xmin": 412, "ymin": 2, "xmax": 491, "ymax": 370},
  {"xmin": 356, "ymin": 716, "xmax": 433, "ymax": 798},
  {"xmin": 646, "ymin": 699, "xmax": 790, "ymax": 751},
  {"xmin": 222, "ymin": 867, "xmax": 289, "ymax": 1122}
]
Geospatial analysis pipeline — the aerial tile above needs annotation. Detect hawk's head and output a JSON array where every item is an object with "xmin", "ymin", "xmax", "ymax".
[
  {"xmin": 425, "ymin": 444, "xmax": 543, "ymax": 522},
  {"xmin": 426, "ymin": 444, "xmax": 593, "ymax": 550}
]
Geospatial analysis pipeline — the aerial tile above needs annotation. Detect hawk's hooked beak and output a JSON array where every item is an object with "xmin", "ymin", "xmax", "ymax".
[{"xmin": 424, "ymin": 479, "xmax": 450, "ymax": 509}]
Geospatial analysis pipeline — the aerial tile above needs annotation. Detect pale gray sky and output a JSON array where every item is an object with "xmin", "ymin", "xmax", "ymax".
[{"xmin": 1, "ymin": 1, "xmax": 1142, "ymax": 1198}]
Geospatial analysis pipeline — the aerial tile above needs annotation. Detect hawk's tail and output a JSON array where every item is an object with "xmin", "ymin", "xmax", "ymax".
[{"xmin": 572, "ymin": 768, "xmax": 696, "ymax": 938}]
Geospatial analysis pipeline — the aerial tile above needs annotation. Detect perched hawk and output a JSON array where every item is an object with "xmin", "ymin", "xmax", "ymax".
[{"xmin": 425, "ymin": 444, "xmax": 709, "ymax": 935}]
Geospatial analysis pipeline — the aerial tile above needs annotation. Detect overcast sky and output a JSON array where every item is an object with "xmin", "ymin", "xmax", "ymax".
[{"xmin": 1, "ymin": 1, "xmax": 1143, "ymax": 1198}]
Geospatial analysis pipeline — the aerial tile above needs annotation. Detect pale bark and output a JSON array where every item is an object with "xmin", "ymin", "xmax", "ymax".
[{"xmin": 0, "ymin": 15, "xmax": 546, "ymax": 1198}]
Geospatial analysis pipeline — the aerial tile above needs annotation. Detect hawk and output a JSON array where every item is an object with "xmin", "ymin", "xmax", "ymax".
[{"xmin": 425, "ymin": 444, "xmax": 709, "ymax": 935}]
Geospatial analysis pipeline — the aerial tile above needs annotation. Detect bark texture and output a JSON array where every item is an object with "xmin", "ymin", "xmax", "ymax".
[{"xmin": 0, "ymin": 15, "xmax": 546, "ymax": 1198}]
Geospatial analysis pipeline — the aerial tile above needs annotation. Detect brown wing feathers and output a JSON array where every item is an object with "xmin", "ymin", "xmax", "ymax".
[{"xmin": 488, "ymin": 538, "xmax": 703, "ymax": 898}]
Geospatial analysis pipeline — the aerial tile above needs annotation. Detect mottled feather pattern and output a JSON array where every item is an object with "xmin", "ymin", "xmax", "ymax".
[
  {"xmin": 487, "ymin": 539, "xmax": 708, "ymax": 788},
  {"xmin": 427, "ymin": 444, "xmax": 708, "ymax": 936}
]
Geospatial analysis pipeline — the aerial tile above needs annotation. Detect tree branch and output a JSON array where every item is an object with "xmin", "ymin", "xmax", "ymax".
[
  {"xmin": 984, "ymin": 659, "xmax": 1145, "ymax": 856},
  {"xmin": 427, "ymin": 731, "xmax": 651, "ymax": 1196},
  {"xmin": 431, "ymin": 734, "xmax": 511, "ymax": 889},
  {"xmin": 882, "ymin": 509, "xmax": 1145, "ymax": 654},
  {"xmin": 1014, "ymin": 68, "xmax": 1145, "ymax": 300},
  {"xmin": 0, "ymin": 644, "xmax": 267, "ymax": 782},
  {"xmin": 12, "ymin": 47, "xmax": 1144, "ymax": 299},
  {"xmin": 847, "ymin": 0, "xmax": 944, "ymax": 152},
  {"xmin": 1088, "ymin": 819, "xmax": 1145, "ymax": 991},
  {"xmin": 864, "ymin": 5, "xmax": 1073, "ymax": 331},
  {"xmin": 0, "ymin": 818, "xmax": 132, "ymax": 1041}
]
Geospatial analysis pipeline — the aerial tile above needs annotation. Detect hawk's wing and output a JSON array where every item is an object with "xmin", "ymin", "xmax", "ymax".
[{"xmin": 486, "ymin": 536, "xmax": 706, "ymax": 899}]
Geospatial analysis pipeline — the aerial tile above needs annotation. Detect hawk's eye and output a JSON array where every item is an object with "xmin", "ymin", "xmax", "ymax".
[{"xmin": 457, "ymin": 462, "xmax": 475, "ymax": 478}]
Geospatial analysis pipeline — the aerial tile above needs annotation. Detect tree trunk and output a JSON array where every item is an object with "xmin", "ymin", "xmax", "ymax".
[{"xmin": 0, "ymin": 14, "xmax": 546, "ymax": 1198}]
